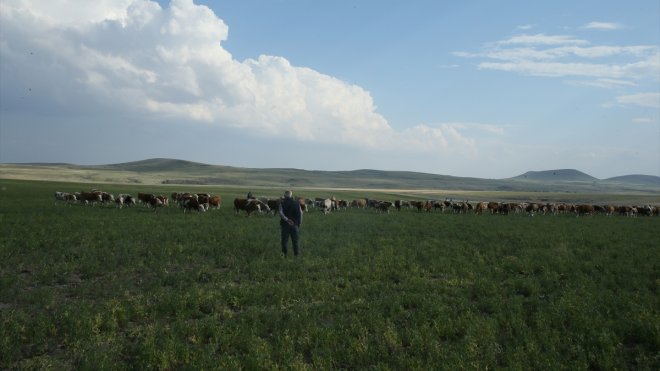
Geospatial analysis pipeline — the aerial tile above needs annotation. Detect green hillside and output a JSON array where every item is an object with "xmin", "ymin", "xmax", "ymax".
[
  {"xmin": 604, "ymin": 174, "xmax": 660, "ymax": 186},
  {"xmin": 510, "ymin": 169, "xmax": 598, "ymax": 182},
  {"xmin": 1, "ymin": 158, "xmax": 659, "ymax": 195}
]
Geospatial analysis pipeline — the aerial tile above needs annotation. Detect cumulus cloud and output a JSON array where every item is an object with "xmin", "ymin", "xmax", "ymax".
[{"xmin": 3, "ymin": 0, "xmax": 482, "ymax": 156}]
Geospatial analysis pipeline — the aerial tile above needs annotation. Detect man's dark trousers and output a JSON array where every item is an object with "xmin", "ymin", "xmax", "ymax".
[{"xmin": 281, "ymin": 223, "xmax": 300, "ymax": 256}]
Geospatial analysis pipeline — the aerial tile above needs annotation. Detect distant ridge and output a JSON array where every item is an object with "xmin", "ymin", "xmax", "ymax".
[
  {"xmin": 101, "ymin": 158, "xmax": 217, "ymax": 172},
  {"xmin": 2, "ymin": 159, "xmax": 659, "ymax": 194},
  {"xmin": 511, "ymin": 169, "xmax": 597, "ymax": 182},
  {"xmin": 604, "ymin": 174, "xmax": 660, "ymax": 186}
]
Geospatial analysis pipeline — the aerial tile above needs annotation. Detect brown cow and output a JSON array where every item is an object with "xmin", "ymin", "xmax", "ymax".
[
  {"xmin": 297, "ymin": 198, "xmax": 308, "ymax": 212},
  {"xmin": 138, "ymin": 192, "xmax": 156, "ymax": 205},
  {"xmin": 575, "ymin": 204, "xmax": 595, "ymax": 216},
  {"xmin": 350, "ymin": 199, "xmax": 367, "ymax": 208},
  {"xmin": 487, "ymin": 202, "xmax": 500, "ymax": 214},
  {"xmin": 474, "ymin": 202, "xmax": 488, "ymax": 215},
  {"xmin": 234, "ymin": 198, "xmax": 270, "ymax": 216},
  {"xmin": 209, "ymin": 195, "xmax": 222, "ymax": 209},
  {"xmin": 79, "ymin": 191, "xmax": 103, "ymax": 205}
]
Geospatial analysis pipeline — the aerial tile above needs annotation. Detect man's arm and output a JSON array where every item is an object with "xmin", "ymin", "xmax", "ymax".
[{"xmin": 278, "ymin": 201, "xmax": 288, "ymax": 221}]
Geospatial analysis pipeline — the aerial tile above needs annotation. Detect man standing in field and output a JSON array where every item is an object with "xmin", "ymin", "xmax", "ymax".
[{"xmin": 278, "ymin": 190, "xmax": 303, "ymax": 257}]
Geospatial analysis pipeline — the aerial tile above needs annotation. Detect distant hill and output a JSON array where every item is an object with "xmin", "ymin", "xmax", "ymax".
[
  {"xmin": 603, "ymin": 174, "xmax": 660, "ymax": 186},
  {"xmin": 1, "ymin": 159, "xmax": 659, "ymax": 195},
  {"xmin": 100, "ymin": 158, "xmax": 216, "ymax": 173},
  {"xmin": 511, "ymin": 169, "xmax": 598, "ymax": 182}
]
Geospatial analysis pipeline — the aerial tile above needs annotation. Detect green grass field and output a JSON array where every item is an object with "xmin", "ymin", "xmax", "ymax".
[{"xmin": 1, "ymin": 179, "xmax": 658, "ymax": 369}]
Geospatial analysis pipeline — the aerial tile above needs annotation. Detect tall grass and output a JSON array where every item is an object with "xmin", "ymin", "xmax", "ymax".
[{"xmin": 0, "ymin": 179, "xmax": 658, "ymax": 369}]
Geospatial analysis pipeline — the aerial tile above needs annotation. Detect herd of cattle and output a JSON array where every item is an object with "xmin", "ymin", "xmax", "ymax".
[{"xmin": 54, "ymin": 190, "xmax": 659, "ymax": 217}]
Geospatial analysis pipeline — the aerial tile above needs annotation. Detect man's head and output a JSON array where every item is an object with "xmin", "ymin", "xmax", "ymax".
[{"xmin": 284, "ymin": 190, "xmax": 293, "ymax": 198}]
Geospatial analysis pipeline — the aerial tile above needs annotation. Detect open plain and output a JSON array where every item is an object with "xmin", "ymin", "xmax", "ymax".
[{"xmin": 0, "ymin": 173, "xmax": 658, "ymax": 369}]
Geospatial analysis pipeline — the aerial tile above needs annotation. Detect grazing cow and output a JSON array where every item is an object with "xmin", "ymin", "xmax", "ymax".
[
  {"xmin": 452, "ymin": 201, "xmax": 470, "ymax": 214},
  {"xmin": 410, "ymin": 200, "xmax": 427, "ymax": 212},
  {"xmin": 350, "ymin": 199, "xmax": 367, "ymax": 208},
  {"xmin": 182, "ymin": 197, "xmax": 207, "ymax": 212},
  {"xmin": 431, "ymin": 201, "xmax": 444, "ymax": 212},
  {"xmin": 138, "ymin": 192, "xmax": 156, "ymax": 205},
  {"xmin": 100, "ymin": 192, "xmax": 114, "ymax": 204},
  {"xmin": 79, "ymin": 191, "xmax": 103, "ymax": 205},
  {"xmin": 319, "ymin": 199, "xmax": 333, "ymax": 214},
  {"xmin": 636, "ymin": 205, "xmax": 653, "ymax": 216},
  {"xmin": 474, "ymin": 202, "xmax": 488, "ymax": 215},
  {"xmin": 525, "ymin": 203, "xmax": 540, "ymax": 216},
  {"xmin": 376, "ymin": 201, "xmax": 393, "ymax": 213},
  {"xmin": 209, "ymin": 195, "xmax": 222, "ymax": 210},
  {"xmin": 234, "ymin": 198, "xmax": 270, "ymax": 216},
  {"xmin": 487, "ymin": 202, "xmax": 500, "ymax": 214},
  {"xmin": 267, "ymin": 198, "xmax": 282, "ymax": 215},
  {"xmin": 115, "ymin": 194, "xmax": 135, "ymax": 208},
  {"xmin": 195, "ymin": 194, "xmax": 210, "ymax": 209},
  {"xmin": 603, "ymin": 205, "xmax": 616, "ymax": 216},
  {"xmin": 297, "ymin": 198, "xmax": 308, "ymax": 212},
  {"xmin": 54, "ymin": 191, "xmax": 77, "ymax": 204},
  {"xmin": 616, "ymin": 206, "xmax": 636, "ymax": 217},
  {"xmin": 575, "ymin": 204, "xmax": 595, "ymax": 216},
  {"xmin": 499, "ymin": 203, "xmax": 512, "ymax": 215},
  {"xmin": 149, "ymin": 197, "xmax": 164, "ymax": 209},
  {"xmin": 423, "ymin": 201, "xmax": 433, "ymax": 212},
  {"xmin": 394, "ymin": 200, "xmax": 403, "ymax": 211},
  {"xmin": 156, "ymin": 195, "xmax": 169, "ymax": 206}
]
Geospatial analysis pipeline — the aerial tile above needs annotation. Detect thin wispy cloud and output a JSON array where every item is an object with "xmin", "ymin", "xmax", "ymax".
[
  {"xmin": 567, "ymin": 78, "xmax": 638, "ymax": 89},
  {"xmin": 455, "ymin": 32, "xmax": 659, "ymax": 81},
  {"xmin": 436, "ymin": 64, "xmax": 460, "ymax": 69},
  {"xmin": 632, "ymin": 117, "xmax": 655, "ymax": 124},
  {"xmin": 616, "ymin": 93, "xmax": 660, "ymax": 108},
  {"xmin": 582, "ymin": 21, "xmax": 623, "ymax": 30},
  {"xmin": 516, "ymin": 24, "xmax": 535, "ymax": 30},
  {"xmin": 496, "ymin": 33, "xmax": 588, "ymax": 46}
]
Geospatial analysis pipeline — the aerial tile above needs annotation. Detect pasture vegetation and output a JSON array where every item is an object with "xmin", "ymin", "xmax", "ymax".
[{"xmin": 0, "ymin": 179, "xmax": 658, "ymax": 369}]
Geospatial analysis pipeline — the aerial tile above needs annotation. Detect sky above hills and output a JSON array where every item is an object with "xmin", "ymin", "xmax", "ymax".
[{"xmin": 1, "ymin": 0, "xmax": 658, "ymax": 178}]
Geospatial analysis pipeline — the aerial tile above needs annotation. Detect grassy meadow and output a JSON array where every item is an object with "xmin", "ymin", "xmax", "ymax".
[{"xmin": 0, "ymin": 179, "xmax": 658, "ymax": 369}]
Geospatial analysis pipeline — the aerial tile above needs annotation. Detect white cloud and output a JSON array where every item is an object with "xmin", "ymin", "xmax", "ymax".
[
  {"xmin": 496, "ymin": 33, "xmax": 588, "ymax": 46},
  {"xmin": 632, "ymin": 117, "xmax": 655, "ymax": 124},
  {"xmin": 397, "ymin": 124, "xmax": 478, "ymax": 157},
  {"xmin": 516, "ymin": 24, "xmax": 535, "ymax": 30},
  {"xmin": 567, "ymin": 78, "xmax": 637, "ymax": 89},
  {"xmin": 616, "ymin": 93, "xmax": 660, "ymax": 108},
  {"xmin": 1, "ymin": 0, "xmax": 485, "ymax": 157},
  {"xmin": 456, "ymin": 32, "xmax": 659, "ymax": 82},
  {"xmin": 582, "ymin": 22, "xmax": 623, "ymax": 30}
]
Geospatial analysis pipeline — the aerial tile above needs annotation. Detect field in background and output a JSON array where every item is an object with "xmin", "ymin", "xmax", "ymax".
[
  {"xmin": 2, "ymin": 158, "xmax": 660, "ymax": 194},
  {"xmin": 1, "ymin": 179, "xmax": 658, "ymax": 369}
]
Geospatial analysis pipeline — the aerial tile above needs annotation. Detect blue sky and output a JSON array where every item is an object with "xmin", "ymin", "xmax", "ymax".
[{"xmin": 1, "ymin": 0, "xmax": 658, "ymax": 178}]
